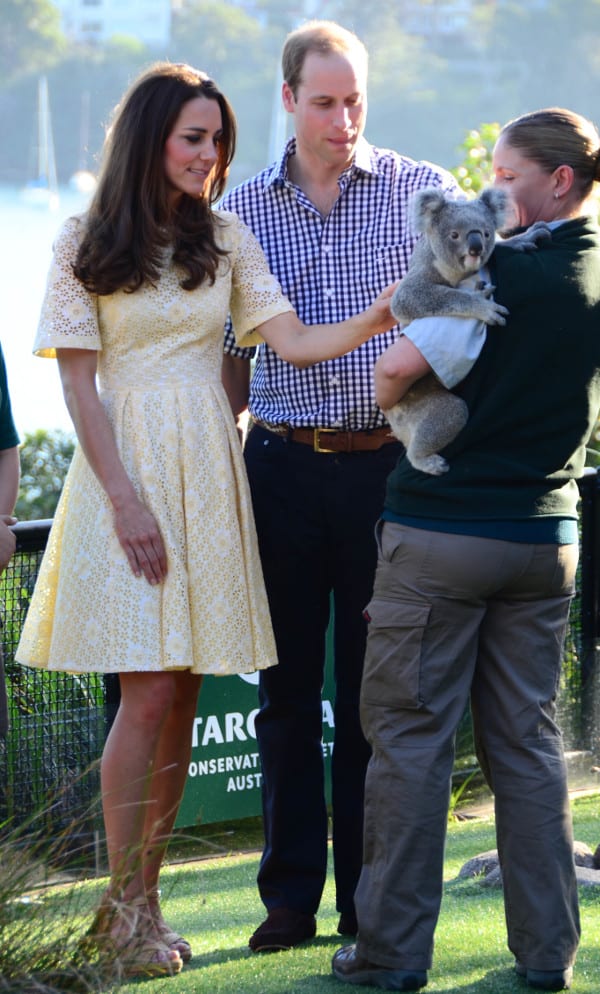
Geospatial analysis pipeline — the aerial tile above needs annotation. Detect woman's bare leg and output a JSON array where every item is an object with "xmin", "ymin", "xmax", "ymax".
[
  {"xmin": 142, "ymin": 670, "xmax": 203, "ymax": 892},
  {"xmin": 139, "ymin": 670, "xmax": 202, "ymax": 960},
  {"xmin": 100, "ymin": 670, "xmax": 179, "ymax": 901}
]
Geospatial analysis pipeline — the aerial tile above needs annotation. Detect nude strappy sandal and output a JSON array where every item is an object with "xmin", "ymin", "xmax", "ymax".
[
  {"xmin": 85, "ymin": 892, "xmax": 183, "ymax": 978},
  {"xmin": 147, "ymin": 887, "xmax": 193, "ymax": 963}
]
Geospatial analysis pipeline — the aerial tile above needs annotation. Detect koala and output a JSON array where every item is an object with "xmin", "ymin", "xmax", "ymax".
[{"xmin": 385, "ymin": 187, "xmax": 549, "ymax": 475}]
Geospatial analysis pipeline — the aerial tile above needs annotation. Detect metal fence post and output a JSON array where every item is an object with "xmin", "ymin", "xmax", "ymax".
[{"xmin": 578, "ymin": 468, "xmax": 600, "ymax": 748}]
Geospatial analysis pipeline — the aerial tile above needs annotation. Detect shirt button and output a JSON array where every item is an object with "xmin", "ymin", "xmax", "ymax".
[{"xmin": 329, "ymin": 376, "xmax": 340, "ymax": 387}]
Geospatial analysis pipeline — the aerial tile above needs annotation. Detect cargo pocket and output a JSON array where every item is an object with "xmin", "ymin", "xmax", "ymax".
[{"xmin": 361, "ymin": 598, "xmax": 431, "ymax": 709}]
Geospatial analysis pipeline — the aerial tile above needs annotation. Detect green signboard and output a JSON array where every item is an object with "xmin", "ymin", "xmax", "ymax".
[{"xmin": 176, "ymin": 662, "xmax": 335, "ymax": 827}]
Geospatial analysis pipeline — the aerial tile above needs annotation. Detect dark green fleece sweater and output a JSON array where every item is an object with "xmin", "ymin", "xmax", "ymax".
[{"xmin": 384, "ymin": 216, "xmax": 600, "ymax": 526}]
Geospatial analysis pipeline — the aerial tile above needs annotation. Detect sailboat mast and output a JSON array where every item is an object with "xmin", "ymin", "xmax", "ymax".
[
  {"xmin": 78, "ymin": 90, "xmax": 91, "ymax": 171},
  {"xmin": 22, "ymin": 75, "xmax": 59, "ymax": 208},
  {"xmin": 38, "ymin": 76, "xmax": 49, "ymax": 183}
]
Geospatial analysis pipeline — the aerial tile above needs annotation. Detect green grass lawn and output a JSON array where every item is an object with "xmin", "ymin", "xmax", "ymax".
[{"xmin": 4, "ymin": 793, "xmax": 600, "ymax": 994}]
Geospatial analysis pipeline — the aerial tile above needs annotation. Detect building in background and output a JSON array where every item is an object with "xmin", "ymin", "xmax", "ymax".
[{"xmin": 52, "ymin": 0, "xmax": 171, "ymax": 47}]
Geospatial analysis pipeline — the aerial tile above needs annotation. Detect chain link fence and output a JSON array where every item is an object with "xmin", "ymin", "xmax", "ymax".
[{"xmin": 2, "ymin": 479, "xmax": 600, "ymax": 855}]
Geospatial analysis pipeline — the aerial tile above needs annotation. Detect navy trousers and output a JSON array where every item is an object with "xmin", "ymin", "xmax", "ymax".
[{"xmin": 244, "ymin": 424, "xmax": 401, "ymax": 917}]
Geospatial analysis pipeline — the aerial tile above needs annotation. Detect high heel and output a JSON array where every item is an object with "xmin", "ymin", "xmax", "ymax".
[
  {"xmin": 147, "ymin": 887, "xmax": 193, "ymax": 963},
  {"xmin": 86, "ymin": 892, "xmax": 183, "ymax": 978}
]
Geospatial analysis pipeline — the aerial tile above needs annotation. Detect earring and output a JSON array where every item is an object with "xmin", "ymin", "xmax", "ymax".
[{"xmin": 554, "ymin": 192, "xmax": 560, "ymax": 199}]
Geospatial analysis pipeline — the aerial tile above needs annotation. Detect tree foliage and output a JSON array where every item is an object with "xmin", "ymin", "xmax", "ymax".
[
  {"xmin": 5, "ymin": 0, "xmax": 600, "ymax": 185},
  {"xmin": 452, "ymin": 122, "xmax": 500, "ymax": 194},
  {"xmin": 169, "ymin": 1, "xmax": 280, "ymax": 180},
  {"xmin": 0, "ymin": 0, "xmax": 64, "ymax": 84},
  {"xmin": 16, "ymin": 429, "xmax": 75, "ymax": 521}
]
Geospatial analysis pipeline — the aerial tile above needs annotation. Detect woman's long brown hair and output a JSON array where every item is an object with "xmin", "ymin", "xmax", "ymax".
[{"xmin": 74, "ymin": 62, "xmax": 237, "ymax": 295}]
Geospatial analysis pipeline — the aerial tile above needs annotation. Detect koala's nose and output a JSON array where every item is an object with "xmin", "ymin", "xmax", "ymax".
[{"xmin": 467, "ymin": 231, "xmax": 484, "ymax": 256}]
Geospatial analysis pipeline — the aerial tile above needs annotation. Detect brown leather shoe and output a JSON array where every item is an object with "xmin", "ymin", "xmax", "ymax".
[
  {"xmin": 515, "ymin": 960, "xmax": 573, "ymax": 990},
  {"xmin": 332, "ymin": 944, "xmax": 428, "ymax": 990},
  {"xmin": 249, "ymin": 908, "xmax": 317, "ymax": 952}
]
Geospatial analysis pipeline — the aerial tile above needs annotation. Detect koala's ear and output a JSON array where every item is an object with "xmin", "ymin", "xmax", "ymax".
[
  {"xmin": 411, "ymin": 187, "xmax": 448, "ymax": 232},
  {"xmin": 479, "ymin": 187, "xmax": 509, "ymax": 229}
]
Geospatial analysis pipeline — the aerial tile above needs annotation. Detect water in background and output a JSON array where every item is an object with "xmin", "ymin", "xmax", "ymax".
[{"xmin": 0, "ymin": 184, "xmax": 93, "ymax": 436}]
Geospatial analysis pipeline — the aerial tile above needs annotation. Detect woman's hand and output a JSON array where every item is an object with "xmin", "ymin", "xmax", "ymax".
[
  {"xmin": 57, "ymin": 348, "xmax": 168, "ymax": 586},
  {"xmin": 113, "ymin": 495, "xmax": 167, "ymax": 585},
  {"xmin": 358, "ymin": 280, "xmax": 401, "ymax": 338},
  {"xmin": 0, "ymin": 516, "xmax": 16, "ymax": 574}
]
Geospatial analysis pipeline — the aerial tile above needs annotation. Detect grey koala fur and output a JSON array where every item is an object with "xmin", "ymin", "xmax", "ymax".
[{"xmin": 385, "ymin": 186, "xmax": 549, "ymax": 475}]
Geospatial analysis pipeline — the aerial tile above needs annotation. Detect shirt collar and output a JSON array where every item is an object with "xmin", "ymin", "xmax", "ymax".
[{"xmin": 264, "ymin": 135, "xmax": 377, "ymax": 190}]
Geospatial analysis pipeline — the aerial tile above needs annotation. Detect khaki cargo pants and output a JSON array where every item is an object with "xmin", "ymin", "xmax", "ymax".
[{"xmin": 354, "ymin": 521, "xmax": 580, "ymax": 974}]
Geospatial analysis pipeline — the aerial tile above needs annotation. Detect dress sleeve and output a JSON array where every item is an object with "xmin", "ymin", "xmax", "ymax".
[
  {"xmin": 228, "ymin": 219, "xmax": 294, "ymax": 348},
  {"xmin": 33, "ymin": 216, "xmax": 101, "ymax": 358}
]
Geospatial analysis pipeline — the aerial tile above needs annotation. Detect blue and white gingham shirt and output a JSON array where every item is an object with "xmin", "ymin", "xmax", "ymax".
[{"xmin": 221, "ymin": 136, "xmax": 458, "ymax": 430}]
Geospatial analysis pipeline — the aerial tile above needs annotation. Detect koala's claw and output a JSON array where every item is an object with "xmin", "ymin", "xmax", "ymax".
[
  {"xmin": 529, "ymin": 220, "xmax": 552, "ymax": 238},
  {"xmin": 485, "ymin": 301, "xmax": 509, "ymax": 326},
  {"xmin": 503, "ymin": 220, "xmax": 552, "ymax": 252},
  {"xmin": 409, "ymin": 452, "xmax": 450, "ymax": 475},
  {"xmin": 523, "ymin": 220, "xmax": 553, "ymax": 247}
]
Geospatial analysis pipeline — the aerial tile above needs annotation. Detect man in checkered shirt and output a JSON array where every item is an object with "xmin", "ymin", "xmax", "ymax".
[{"xmin": 220, "ymin": 19, "xmax": 458, "ymax": 953}]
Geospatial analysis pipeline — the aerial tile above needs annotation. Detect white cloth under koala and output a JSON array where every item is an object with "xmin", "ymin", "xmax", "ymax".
[
  {"xmin": 400, "ymin": 270, "xmax": 488, "ymax": 389},
  {"xmin": 404, "ymin": 222, "xmax": 566, "ymax": 389}
]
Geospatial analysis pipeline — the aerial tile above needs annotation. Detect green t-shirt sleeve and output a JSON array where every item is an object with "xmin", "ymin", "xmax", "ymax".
[{"xmin": 0, "ymin": 344, "xmax": 20, "ymax": 450}]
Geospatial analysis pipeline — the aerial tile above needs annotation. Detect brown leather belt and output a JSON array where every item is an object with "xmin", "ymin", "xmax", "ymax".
[{"xmin": 252, "ymin": 419, "xmax": 397, "ymax": 453}]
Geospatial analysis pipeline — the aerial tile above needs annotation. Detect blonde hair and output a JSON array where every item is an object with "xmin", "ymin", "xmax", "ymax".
[
  {"xmin": 282, "ymin": 20, "xmax": 368, "ymax": 98},
  {"xmin": 500, "ymin": 107, "xmax": 600, "ymax": 199}
]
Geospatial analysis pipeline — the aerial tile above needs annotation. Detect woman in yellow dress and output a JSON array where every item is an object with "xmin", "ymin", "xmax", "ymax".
[{"xmin": 16, "ymin": 62, "xmax": 396, "ymax": 978}]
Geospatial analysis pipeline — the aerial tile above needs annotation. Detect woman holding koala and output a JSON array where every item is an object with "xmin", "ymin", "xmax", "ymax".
[{"xmin": 332, "ymin": 107, "xmax": 600, "ymax": 994}]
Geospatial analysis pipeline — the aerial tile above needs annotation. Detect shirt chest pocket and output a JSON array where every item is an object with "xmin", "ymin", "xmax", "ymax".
[{"xmin": 356, "ymin": 243, "xmax": 412, "ymax": 296}]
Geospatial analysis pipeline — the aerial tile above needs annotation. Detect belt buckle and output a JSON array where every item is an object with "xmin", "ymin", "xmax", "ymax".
[{"xmin": 314, "ymin": 428, "xmax": 338, "ymax": 453}]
